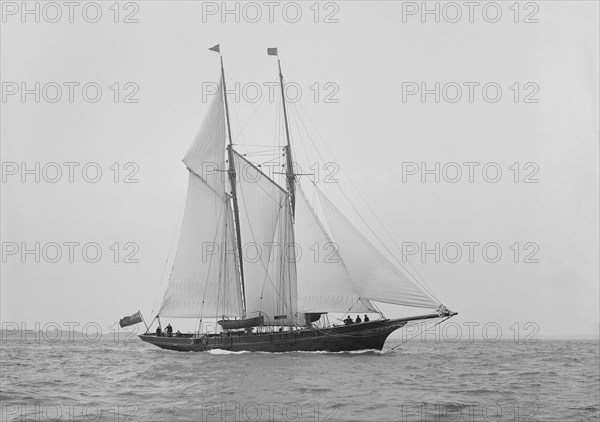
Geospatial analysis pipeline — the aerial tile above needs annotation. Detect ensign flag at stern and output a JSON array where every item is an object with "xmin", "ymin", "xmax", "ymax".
[{"xmin": 119, "ymin": 311, "xmax": 143, "ymax": 328}]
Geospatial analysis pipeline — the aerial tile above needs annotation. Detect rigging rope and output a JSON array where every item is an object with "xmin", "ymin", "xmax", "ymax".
[
  {"xmin": 383, "ymin": 316, "xmax": 451, "ymax": 354},
  {"xmin": 150, "ymin": 195, "xmax": 187, "ymax": 318},
  {"xmin": 198, "ymin": 198, "xmax": 228, "ymax": 322},
  {"xmin": 230, "ymin": 87, "xmax": 273, "ymax": 144}
]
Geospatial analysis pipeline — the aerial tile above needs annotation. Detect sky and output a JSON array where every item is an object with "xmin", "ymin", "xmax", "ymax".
[{"xmin": 1, "ymin": 1, "xmax": 598, "ymax": 340}]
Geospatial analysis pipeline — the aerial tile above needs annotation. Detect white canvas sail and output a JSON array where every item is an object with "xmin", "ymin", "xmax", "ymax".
[
  {"xmin": 183, "ymin": 76, "xmax": 226, "ymax": 193},
  {"xmin": 158, "ymin": 77, "xmax": 243, "ymax": 318},
  {"xmin": 265, "ymin": 194, "xmax": 299, "ymax": 324},
  {"xmin": 158, "ymin": 173, "xmax": 243, "ymax": 317},
  {"xmin": 315, "ymin": 187, "xmax": 440, "ymax": 310},
  {"xmin": 234, "ymin": 152, "xmax": 299, "ymax": 325},
  {"xmin": 295, "ymin": 184, "xmax": 376, "ymax": 313}
]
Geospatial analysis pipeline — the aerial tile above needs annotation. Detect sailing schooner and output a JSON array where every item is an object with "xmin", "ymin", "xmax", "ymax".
[{"xmin": 137, "ymin": 45, "xmax": 456, "ymax": 352}]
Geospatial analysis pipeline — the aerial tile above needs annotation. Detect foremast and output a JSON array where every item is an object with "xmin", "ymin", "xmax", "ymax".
[{"xmin": 210, "ymin": 45, "xmax": 247, "ymax": 318}]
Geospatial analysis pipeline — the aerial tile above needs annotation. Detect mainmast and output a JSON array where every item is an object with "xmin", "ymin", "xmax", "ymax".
[
  {"xmin": 210, "ymin": 44, "xmax": 247, "ymax": 317},
  {"xmin": 268, "ymin": 48, "xmax": 296, "ymax": 218}
]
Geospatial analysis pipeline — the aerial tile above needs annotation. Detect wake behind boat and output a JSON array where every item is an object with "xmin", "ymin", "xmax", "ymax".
[{"xmin": 125, "ymin": 45, "xmax": 456, "ymax": 353}]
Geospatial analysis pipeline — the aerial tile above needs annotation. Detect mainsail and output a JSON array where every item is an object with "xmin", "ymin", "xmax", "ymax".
[{"xmin": 234, "ymin": 152, "xmax": 299, "ymax": 325}]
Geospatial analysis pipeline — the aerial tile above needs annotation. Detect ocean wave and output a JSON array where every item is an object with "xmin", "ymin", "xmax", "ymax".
[{"xmin": 3, "ymin": 340, "xmax": 598, "ymax": 422}]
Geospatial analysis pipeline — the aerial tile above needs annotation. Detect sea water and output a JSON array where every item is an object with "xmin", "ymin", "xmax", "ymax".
[{"xmin": 1, "ymin": 339, "xmax": 598, "ymax": 421}]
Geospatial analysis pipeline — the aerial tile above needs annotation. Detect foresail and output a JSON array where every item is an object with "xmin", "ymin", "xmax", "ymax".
[
  {"xmin": 158, "ymin": 74, "xmax": 243, "ymax": 319},
  {"xmin": 183, "ymin": 76, "xmax": 226, "ymax": 193},
  {"xmin": 234, "ymin": 152, "xmax": 299, "ymax": 325},
  {"xmin": 315, "ymin": 187, "xmax": 441, "ymax": 310},
  {"xmin": 158, "ymin": 172, "xmax": 243, "ymax": 318},
  {"xmin": 295, "ymin": 184, "xmax": 376, "ymax": 313}
]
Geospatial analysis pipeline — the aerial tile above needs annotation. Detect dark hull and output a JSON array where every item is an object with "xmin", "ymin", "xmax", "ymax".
[{"xmin": 139, "ymin": 319, "xmax": 409, "ymax": 353}]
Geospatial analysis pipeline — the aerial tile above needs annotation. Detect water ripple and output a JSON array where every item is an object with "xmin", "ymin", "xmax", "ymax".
[{"xmin": 1, "ymin": 340, "xmax": 598, "ymax": 421}]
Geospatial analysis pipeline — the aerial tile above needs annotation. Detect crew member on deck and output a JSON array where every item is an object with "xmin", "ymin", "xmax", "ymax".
[
  {"xmin": 364, "ymin": 315, "xmax": 370, "ymax": 322},
  {"xmin": 156, "ymin": 326, "xmax": 162, "ymax": 336},
  {"xmin": 344, "ymin": 316, "xmax": 352, "ymax": 325},
  {"xmin": 166, "ymin": 324, "xmax": 173, "ymax": 337},
  {"xmin": 355, "ymin": 315, "xmax": 362, "ymax": 323}
]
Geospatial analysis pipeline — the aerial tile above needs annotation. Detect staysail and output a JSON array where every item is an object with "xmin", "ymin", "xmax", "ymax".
[
  {"xmin": 314, "ymin": 185, "xmax": 441, "ymax": 310},
  {"xmin": 295, "ymin": 184, "xmax": 376, "ymax": 313},
  {"xmin": 158, "ymin": 78, "xmax": 244, "ymax": 318}
]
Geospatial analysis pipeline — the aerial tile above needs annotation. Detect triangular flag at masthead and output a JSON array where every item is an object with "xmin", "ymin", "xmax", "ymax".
[
  {"xmin": 267, "ymin": 47, "xmax": 278, "ymax": 56},
  {"xmin": 209, "ymin": 44, "xmax": 220, "ymax": 53}
]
